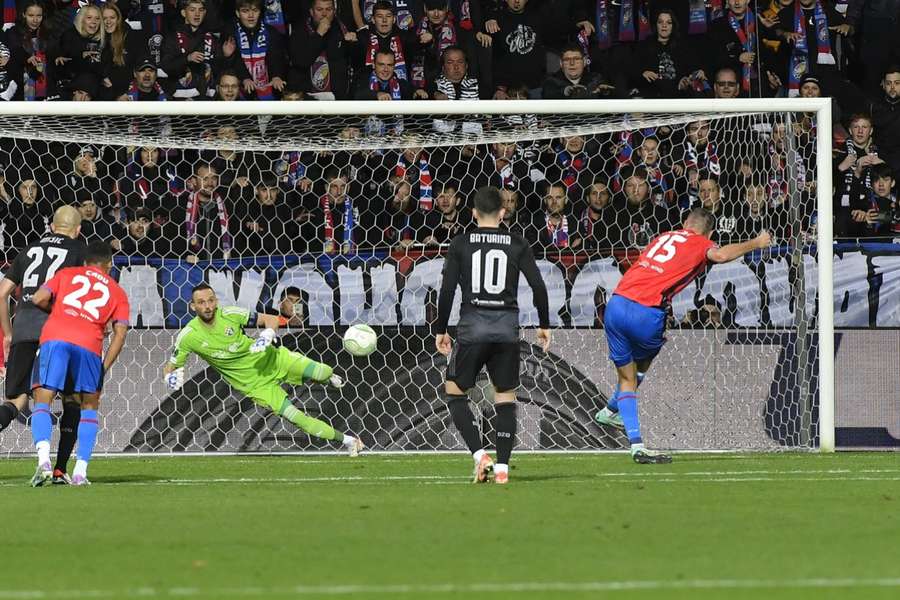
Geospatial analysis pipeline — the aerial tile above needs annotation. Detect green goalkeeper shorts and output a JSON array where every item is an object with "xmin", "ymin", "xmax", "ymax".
[{"xmin": 245, "ymin": 347, "xmax": 317, "ymax": 412}]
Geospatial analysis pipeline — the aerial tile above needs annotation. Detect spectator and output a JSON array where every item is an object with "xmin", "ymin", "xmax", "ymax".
[
  {"xmin": 100, "ymin": 3, "xmax": 144, "ymax": 100},
  {"xmin": 530, "ymin": 181, "xmax": 581, "ymax": 251},
  {"xmin": 847, "ymin": 163, "xmax": 895, "ymax": 239},
  {"xmin": 54, "ymin": 4, "xmax": 105, "ymax": 99},
  {"xmin": 214, "ymin": 70, "xmax": 243, "ymax": 100},
  {"xmin": 834, "ymin": 113, "xmax": 883, "ymax": 235},
  {"xmin": 77, "ymin": 196, "xmax": 121, "ymax": 245},
  {"xmin": 632, "ymin": 9, "xmax": 703, "ymax": 98},
  {"xmin": 184, "ymin": 162, "xmax": 233, "ymax": 261},
  {"xmin": 707, "ymin": 0, "xmax": 773, "ymax": 97},
  {"xmin": 320, "ymin": 168, "xmax": 360, "ymax": 253},
  {"xmin": 289, "ymin": 0, "xmax": 356, "ymax": 100},
  {"xmin": 686, "ymin": 176, "xmax": 745, "ymax": 244},
  {"xmin": 0, "ymin": 173, "xmax": 50, "ymax": 254},
  {"xmin": 674, "ymin": 119, "xmax": 722, "ymax": 206},
  {"xmin": 534, "ymin": 0, "xmax": 590, "ymax": 73},
  {"xmin": 160, "ymin": 0, "xmax": 223, "ymax": 100},
  {"xmin": 69, "ymin": 71, "xmax": 100, "ymax": 101},
  {"xmin": 577, "ymin": 180, "xmax": 618, "ymax": 251},
  {"xmin": 225, "ymin": 0, "xmax": 288, "ymax": 100},
  {"xmin": 613, "ymin": 134, "xmax": 675, "ymax": 208},
  {"xmin": 488, "ymin": 0, "xmax": 546, "ymax": 98},
  {"xmin": 354, "ymin": 48, "xmax": 418, "ymax": 99},
  {"xmin": 53, "ymin": 145, "xmax": 114, "ymax": 209},
  {"xmin": 773, "ymin": 0, "xmax": 848, "ymax": 96},
  {"xmin": 234, "ymin": 173, "xmax": 294, "ymax": 256},
  {"xmin": 613, "ymin": 166, "xmax": 676, "ymax": 248},
  {"xmin": 414, "ymin": 0, "xmax": 475, "ymax": 91},
  {"xmin": 4, "ymin": 1, "xmax": 51, "ymax": 102},
  {"xmin": 421, "ymin": 181, "xmax": 471, "ymax": 244},
  {"xmin": 118, "ymin": 208, "xmax": 157, "ymax": 256},
  {"xmin": 379, "ymin": 179, "xmax": 424, "ymax": 248},
  {"xmin": 429, "ymin": 44, "xmax": 481, "ymax": 99},
  {"xmin": 541, "ymin": 134, "xmax": 602, "ymax": 204},
  {"xmin": 273, "ymin": 286, "xmax": 305, "ymax": 328},
  {"xmin": 353, "ymin": 0, "xmax": 423, "ymax": 31},
  {"xmin": 119, "ymin": 146, "xmax": 176, "ymax": 217},
  {"xmin": 499, "ymin": 185, "xmax": 528, "ymax": 237},
  {"xmin": 120, "ymin": 58, "xmax": 168, "ymax": 100},
  {"xmin": 739, "ymin": 182, "xmax": 781, "ymax": 240},
  {"xmin": 712, "ymin": 65, "xmax": 740, "ymax": 98},
  {"xmin": 355, "ymin": 1, "xmax": 419, "ymax": 83},
  {"xmin": 542, "ymin": 44, "xmax": 615, "ymax": 99}
]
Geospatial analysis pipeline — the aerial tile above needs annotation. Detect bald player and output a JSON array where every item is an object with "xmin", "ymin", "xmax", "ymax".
[{"xmin": 0, "ymin": 206, "xmax": 85, "ymax": 484}]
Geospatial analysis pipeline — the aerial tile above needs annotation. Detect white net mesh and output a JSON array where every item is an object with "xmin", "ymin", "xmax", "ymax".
[{"xmin": 0, "ymin": 102, "xmax": 825, "ymax": 454}]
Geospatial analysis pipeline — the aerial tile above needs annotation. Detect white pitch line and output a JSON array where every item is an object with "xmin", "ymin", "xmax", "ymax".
[{"xmin": 2, "ymin": 577, "xmax": 900, "ymax": 598}]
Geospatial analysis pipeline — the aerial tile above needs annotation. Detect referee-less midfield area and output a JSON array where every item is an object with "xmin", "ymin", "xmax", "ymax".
[{"xmin": 1, "ymin": 453, "xmax": 897, "ymax": 600}]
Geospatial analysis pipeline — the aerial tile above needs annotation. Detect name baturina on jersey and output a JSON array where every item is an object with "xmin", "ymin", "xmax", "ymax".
[{"xmin": 469, "ymin": 232, "xmax": 512, "ymax": 245}]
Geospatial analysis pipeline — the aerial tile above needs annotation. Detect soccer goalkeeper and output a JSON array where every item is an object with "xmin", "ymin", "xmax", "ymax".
[{"xmin": 163, "ymin": 283, "xmax": 363, "ymax": 455}]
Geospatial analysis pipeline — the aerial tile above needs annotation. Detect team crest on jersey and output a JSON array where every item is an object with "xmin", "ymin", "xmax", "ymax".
[{"xmin": 225, "ymin": 327, "xmax": 234, "ymax": 336}]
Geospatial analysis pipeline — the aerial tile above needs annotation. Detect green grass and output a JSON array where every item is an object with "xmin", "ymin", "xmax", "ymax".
[{"xmin": 1, "ymin": 452, "xmax": 898, "ymax": 599}]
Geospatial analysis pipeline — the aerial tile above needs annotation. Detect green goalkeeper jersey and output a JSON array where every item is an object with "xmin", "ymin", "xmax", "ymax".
[{"xmin": 168, "ymin": 306, "xmax": 278, "ymax": 393}]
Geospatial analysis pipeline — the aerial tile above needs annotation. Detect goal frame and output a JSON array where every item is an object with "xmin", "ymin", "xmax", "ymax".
[{"xmin": 0, "ymin": 98, "xmax": 835, "ymax": 452}]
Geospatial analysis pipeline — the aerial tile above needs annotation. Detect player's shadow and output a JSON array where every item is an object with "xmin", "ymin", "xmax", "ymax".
[
  {"xmin": 512, "ymin": 473, "xmax": 580, "ymax": 483},
  {"xmin": 92, "ymin": 474, "xmax": 168, "ymax": 484}
]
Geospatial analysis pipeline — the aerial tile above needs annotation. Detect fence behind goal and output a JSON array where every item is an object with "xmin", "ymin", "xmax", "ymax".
[{"xmin": 0, "ymin": 100, "xmax": 834, "ymax": 454}]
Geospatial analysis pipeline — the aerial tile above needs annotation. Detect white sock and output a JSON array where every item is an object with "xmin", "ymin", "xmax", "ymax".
[
  {"xmin": 342, "ymin": 435, "xmax": 357, "ymax": 449},
  {"xmin": 36, "ymin": 441, "xmax": 51, "ymax": 467},
  {"xmin": 494, "ymin": 463, "xmax": 509, "ymax": 475},
  {"xmin": 630, "ymin": 443, "xmax": 645, "ymax": 455},
  {"xmin": 73, "ymin": 459, "xmax": 88, "ymax": 479},
  {"xmin": 472, "ymin": 449, "xmax": 487, "ymax": 464}
]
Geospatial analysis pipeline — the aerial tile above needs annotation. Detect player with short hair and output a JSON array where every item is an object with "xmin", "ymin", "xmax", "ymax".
[
  {"xmin": 435, "ymin": 186, "xmax": 551, "ymax": 485},
  {"xmin": 162, "ymin": 284, "xmax": 363, "ymax": 455},
  {"xmin": 31, "ymin": 241, "xmax": 130, "ymax": 486},
  {"xmin": 595, "ymin": 207, "xmax": 771, "ymax": 463},
  {"xmin": 0, "ymin": 206, "xmax": 86, "ymax": 485}
]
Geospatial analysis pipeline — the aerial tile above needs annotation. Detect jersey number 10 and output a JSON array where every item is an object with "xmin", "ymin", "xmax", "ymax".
[{"xmin": 471, "ymin": 249, "xmax": 508, "ymax": 295}]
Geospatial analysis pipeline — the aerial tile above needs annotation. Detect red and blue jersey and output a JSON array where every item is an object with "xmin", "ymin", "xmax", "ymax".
[
  {"xmin": 39, "ymin": 266, "xmax": 130, "ymax": 356},
  {"xmin": 615, "ymin": 229, "xmax": 716, "ymax": 307}
]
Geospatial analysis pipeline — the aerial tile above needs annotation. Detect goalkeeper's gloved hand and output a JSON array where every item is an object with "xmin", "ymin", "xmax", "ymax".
[
  {"xmin": 250, "ymin": 328, "xmax": 277, "ymax": 353},
  {"xmin": 328, "ymin": 373, "xmax": 345, "ymax": 389},
  {"xmin": 165, "ymin": 367, "xmax": 185, "ymax": 391}
]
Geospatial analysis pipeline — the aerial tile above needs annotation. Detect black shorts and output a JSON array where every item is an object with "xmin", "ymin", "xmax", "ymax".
[
  {"xmin": 446, "ymin": 342, "xmax": 520, "ymax": 392},
  {"xmin": 5, "ymin": 341, "xmax": 39, "ymax": 399}
]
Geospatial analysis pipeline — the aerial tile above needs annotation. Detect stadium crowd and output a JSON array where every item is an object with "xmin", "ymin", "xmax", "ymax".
[{"xmin": 0, "ymin": 0, "xmax": 898, "ymax": 265}]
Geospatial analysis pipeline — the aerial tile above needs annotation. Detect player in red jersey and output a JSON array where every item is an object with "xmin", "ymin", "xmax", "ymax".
[
  {"xmin": 595, "ymin": 208, "xmax": 771, "ymax": 463},
  {"xmin": 30, "ymin": 242, "xmax": 130, "ymax": 486}
]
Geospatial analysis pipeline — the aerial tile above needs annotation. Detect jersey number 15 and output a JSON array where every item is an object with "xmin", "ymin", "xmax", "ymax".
[{"xmin": 646, "ymin": 233, "xmax": 687, "ymax": 264}]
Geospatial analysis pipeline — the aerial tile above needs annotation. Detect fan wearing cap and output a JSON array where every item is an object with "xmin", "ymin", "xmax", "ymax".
[
  {"xmin": 52, "ymin": 145, "xmax": 115, "ymax": 209},
  {"xmin": 413, "ymin": 0, "xmax": 475, "ymax": 93},
  {"xmin": 69, "ymin": 71, "xmax": 100, "ymax": 101},
  {"xmin": 0, "ymin": 170, "xmax": 52, "ymax": 255},
  {"xmin": 118, "ymin": 57, "xmax": 168, "ymax": 100},
  {"xmin": 76, "ymin": 195, "xmax": 122, "ymax": 246},
  {"xmin": 117, "ymin": 208, "xmax": 158, "ymax": 256}
]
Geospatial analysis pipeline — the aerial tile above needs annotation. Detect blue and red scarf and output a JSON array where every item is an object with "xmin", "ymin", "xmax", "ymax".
[
  {"xmin": 556, "ymin": 146, "xmax": 587, "ymax": 189},
  {"xmin": 127, "ymin": 79, "xmax": 168, "ymax": 101},
  {"xmin": 321, "ymin": 194, "xmax": 355, "ymax": 248},
  {"xmin": 618, "ymin": 0, "xmax": 650, "ymax": 43},
  {"xmin": 788, "ymin": 0, "xmax": 835, "ymax": 97},
  {"xmin": 546, "ymin": 214, "xmax": 569, "ymax": 247},
  {"xmin": 594, "ymin": 0, "xmax": 611, "ymax": 49},
  {"xmin": 727, "ymin": 8, "xmax": 756, "ymax": 93},
  {"xmin": 2, "ymin": 0, "xmax": 15, "ymax": 31},
  {"xmin": 370, "ymin": 71, "xmax": 403, "ymax": 99},
  {"xmin": 688, "ymin": 0, "xmax": 724, "ymax": 35},
  {"xmin": 264, "ymin": 0, "xmax": 285, "ymax": 34},
  {"xmin": 366, "ymin": 30, "xmax": 408, "ymax": 80},
  {"xmin": 395, "ymin": 152, "xmax": 434, "ymax": 210},
  {"xmin": 237, "ymin": 23, "xmax": 273, "ymax": 100},
  {"xmin": 186, "ymin": 191, "xmax": 231, "ymax": 254},
  {"xmin": 413, "ymin": 13, "xmax": 457, "ymax": 87}
]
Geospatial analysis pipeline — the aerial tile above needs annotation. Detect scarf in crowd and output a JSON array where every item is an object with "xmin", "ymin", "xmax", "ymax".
[
  {"xmin": 867, "ymin": 190, "xmax": 893, "ymax": 233},
  {"xmin": 727, "ymin": 8, "xmax": 756, "ymax": 93},
  {"xmin": 413, "ymin": 13, "xmax": 456, "ymax": 86},
  {"xmin": 556, "ymin": 146, "xmax": 588, "ymax": 189},
  {"xmin": 185, "ymin": 191, "xmax": 231, "ymax": 254},
  {"xmin": 321, "ymin": 194, "xmax": 355, "ymax": 246},
  {"xmin": 24, "ymin": 33, "xmax": 48, "ymax": 101},
  {"xmin": 788, "ymin": 0, "xmax": 835, "ymax": 96},
  {"xmin": 127, "ymin": 79, "xmax": 168, "ymax": 101},
  {"xmin": 580, "ymin": 206, "xmax": 601, "ymax": 239},
  {"xmin": 494, "ymin": 156, "xmax": 516, "ymax": 188},
  {"xmin": 435, "ymin": 75, "xmax": 479, "ymax": 99},
  {"xmin": 364, "ymin": 0, "xmax": 414, "ymax": 29},
  {"xmin": 395, "ymin": 152, "xmax": 434, "ymax": 210},
  {"xmin": 175, "ymin": 30, "xmax": 214, "ymax": 98},
  {"xmin": 279, "ymin": 151, "xmax": 306, "ymax": 188},
  {"xmin": 767, "ymin": 139, "xmax": 807, "ymax": 205},
  {"xmin": 237, "ymin": 23, "xmax": 273, "ymax": 100},
  {"xmin": 684, "ymin": 139, "xmax": 721, "ymax": 178},
  {"xmin": 545, "ymin": 213, "xmax": 569, "ymax": 247},
  {"xmin": 367, "ymin": 31, "xmax": 408, "ymax": 80},
  {"xmin": 265, "ymin": 0, "xmax": 285, "ymax": 34},
  {"xmin": 2, "ymin": 0, "xmax": 14, "ymax": 31},
  {"xmin": 305, "ymin": 16, "xmax": 348, "ymax": 92},
  {"xmin": 618, "ymin": 0, "xmax": 650, "ymax": 43},
  {"xmin": 842, "ymin": 139, "xmax": 877, "ymax": 199},
  {"xmin": 370, "ymin": 71, "xmax": 403, "ymax": 99},
  {"xmin": 688, "ymin": 0, "xmax": 724, "ymax": 35},
  {"xmin": 595, "ymin": 0, "xmax": 611, "ymax": 49}
]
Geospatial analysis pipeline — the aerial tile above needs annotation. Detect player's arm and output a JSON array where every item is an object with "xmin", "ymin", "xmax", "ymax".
[
  {"xmin": 519, "ymin": 243, "xmax": 551, "ymax": 352},
  {"xmin": 706, "ymin": 231, "xmax": 772, "ymax": 264},
  {"xmin": 0, "ymin": 278, "xmax": 17, "ymax": 356},
  {"xmin": 103, "ymin": 323, "xmax": 128, "ymax": 371},
  {"xmin": 163, "ymin": 327, "xmax": 193, "ymax": 390},
  {"xmin": 31, "ymin": 285, "xmax": 54, "ymax": 312},
  {"xmin": 435, "ymin": 239, "xmax": 461, "ymax": 356},
  {"xmin": 256, "ymin": 313, "xmax": 281, "ymax": 330}
]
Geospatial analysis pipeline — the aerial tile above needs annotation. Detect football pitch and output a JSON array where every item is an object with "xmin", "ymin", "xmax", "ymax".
[{"xmin": 1, "ymin": 452, "xmax": 898, "ymax": 600}]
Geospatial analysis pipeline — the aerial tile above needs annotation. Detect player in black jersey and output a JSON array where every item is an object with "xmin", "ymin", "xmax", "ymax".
[
  {"xmin": 435, "ymin": 186, "xmax": 551, "ymax": 485},
  {"xmin": 0, "ymin": 206, "xmax": 85, "ymax": 485}
]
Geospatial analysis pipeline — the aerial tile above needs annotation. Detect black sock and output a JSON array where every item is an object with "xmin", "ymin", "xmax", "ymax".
[
  {"xmin": 0, "ymin": 402, "xmax": 19, "ymax": 433},
  {"xmin": 446, "ymin": 394, "xmax": 482, "ymax": 454},
  {"xmin": 54, "ymin": 402, "xmax": 81, "ymax": 473},
  {"xmin": 494, "ymin": 403, "xmax": 517, "ymax": 466}
]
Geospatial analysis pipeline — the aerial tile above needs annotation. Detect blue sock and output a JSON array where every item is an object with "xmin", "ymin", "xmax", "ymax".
[
  {"xmin": 76, "ymin": 409, "xmax": 100, "ymax": 463},
  {"xmin": 31, "ymin": 402, "xmax": 52, "ymax": 445},
  {"xmin": 617, "ymin": 393, "xmax": 642, "ymax": 444},
  {"xmin": 608, "ymin": 374, "xmax": 644, "ymax": 414}
]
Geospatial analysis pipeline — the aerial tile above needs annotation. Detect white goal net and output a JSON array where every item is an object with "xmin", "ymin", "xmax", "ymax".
[{"xmin": 0, "ymin": 100, "xmax": 833, "ymax": 454}]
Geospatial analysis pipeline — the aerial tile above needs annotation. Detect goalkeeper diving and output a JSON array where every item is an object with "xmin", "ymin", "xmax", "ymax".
[{"xmin": 163, "ymin": 283, "xmax": 364, "ymax": 455}]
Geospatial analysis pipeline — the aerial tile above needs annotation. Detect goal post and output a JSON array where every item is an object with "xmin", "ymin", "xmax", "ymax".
[{"xmin": 0, "ymin": 98, "xmax": 834, "ymax": 454}]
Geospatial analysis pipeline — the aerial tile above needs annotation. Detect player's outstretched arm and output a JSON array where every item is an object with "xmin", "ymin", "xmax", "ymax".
[
  {"xmin": 31, "ymin": 286, "xmax": 53, "ymax": 312},
  {"xmin": 103, "ymin": 323, "xmax": 128, "ymax": 371},
  {"xmin": 707, "ymin": 231, "xmax": 772, "ymax": 264},
  {"xmin": 250, "ymin": 313, "xmax": 280, "ymax": 353}
]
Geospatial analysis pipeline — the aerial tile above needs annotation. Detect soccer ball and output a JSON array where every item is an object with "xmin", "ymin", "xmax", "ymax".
[{"xmin": 342, "ymin": 324, "xmax": 378, "ymax": 357}]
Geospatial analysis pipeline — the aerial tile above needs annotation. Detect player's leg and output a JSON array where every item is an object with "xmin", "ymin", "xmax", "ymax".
[
  {"xmin": 30, "ymin": 386, "xmax": 56, "ymax": 487},
  {"xmin": 53, "ymin": 396, "xmax": 81, "ymax": 484},
  {"xmin": 273, "ymin": 348, "xmax": 363, "ymax": 455},
  {"xmin": 71, "ymin": 392, "xmax": 100, "ymax": 486},
  {"xmin": 486, "ymin": 342, "xmax": 520, "ymax": 485},
  {"xmin": 0, "ymin": 342, "xmax": 41, "ymax": 433},
  {"xmin": 445, "ymin": 343, "xmax": 493, "ymax": 482}
]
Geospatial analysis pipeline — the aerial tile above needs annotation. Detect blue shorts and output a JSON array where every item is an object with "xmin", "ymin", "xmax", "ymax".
[
  {"xmin": 604, "ymin": 294, "xmax": 666, "ymax": 368},
  {"xmin": 33, "ymin": 340, "xmax": 103, "ymax": 394}
]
